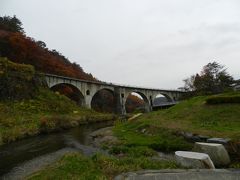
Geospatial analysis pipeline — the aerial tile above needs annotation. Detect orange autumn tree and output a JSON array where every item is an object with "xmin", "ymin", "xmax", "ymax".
[{"xmin": 0, "ymin": 16, "xmax": 96, "ymax": 81}]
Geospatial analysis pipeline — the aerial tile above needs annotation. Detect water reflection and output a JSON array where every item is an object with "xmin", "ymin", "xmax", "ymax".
[{"xmin": 0, "ymin": 121, "xmax": 113, "ymax": 175}]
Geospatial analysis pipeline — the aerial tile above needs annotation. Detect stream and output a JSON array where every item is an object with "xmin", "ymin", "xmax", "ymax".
[{"xmin": 0, "ymin": 120, "xmax": 114, "ymax": 177}]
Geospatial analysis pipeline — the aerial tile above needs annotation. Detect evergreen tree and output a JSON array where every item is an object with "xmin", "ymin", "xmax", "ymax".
[{"xmin": 0, "ymin": 15, "xmax": 24, "ymax": 33}]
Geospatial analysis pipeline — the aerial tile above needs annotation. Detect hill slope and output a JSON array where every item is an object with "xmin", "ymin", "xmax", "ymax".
[
  {"xmin": 0, "ymin": 29, "xmax": 96, "ymax": 81},
  {"xmin": 140, "ymin": 92, "xmax": 240, "ymax": 139}
]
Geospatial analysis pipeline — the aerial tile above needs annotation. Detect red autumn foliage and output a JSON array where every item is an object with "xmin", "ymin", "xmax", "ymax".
[
  {"xmin": 0, "ymin": 30, "xmax": 96, "ymax": 81},
  {"xmin": 126, "ymin": 94, "xmax": 144, "ymax": 113}
]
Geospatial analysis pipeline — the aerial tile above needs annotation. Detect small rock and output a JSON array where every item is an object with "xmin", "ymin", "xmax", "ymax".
[
  {"xmin": 184, "ymin": 132, "xmax": 193, "ymax": 139},
  {"xmin": 70, "ymin": 120, "xmax": 79, "ymax": 127},
  {"xmin": 198, "ymin": 135, "xmax": 209, "ymax": 142},
  {"xmin": 193, "ymin": 142, "xmax": 231, "ymax": 166},
  {"xmin": 90, "ymin": 127, "xmax": 113, "ymax": 138},
  {"xmin": 182, "ymin": 132, "xmax": 202, "ymax": 142},
  {"xmin": 207, "ymin": 138, "xmax": 231, "ymax": 145},
  {"xmin": 179, "ymin": 132, "xmax": 210, "ymax": 142},
  {"xmin": 116, "ymin": 153, "xmax": 125, "ymax": 158},
  {"xmin": 73, "ymin": 110, "xmax": 78, "ymax": 114},
  {"xmin": 191, "ymin": 135, "xmax": 201, "ymax": 142},
  {"xmin": 141, "ymin": 129, "xmax": 146, "ymax": 133},
  {"xmin": 175, "ymin": 151, "xmax": 215, "ymax": 169},
  {"xmin": 99, "ymin": 136, "xmax": 118, "ymax": 144},
  {"xmin": 178, "ymin": 131, "xmax": 185, "ymax": 136},
  {"xmin": 153, "ymin": 152, "xmax": 176, "ymax": 162}
]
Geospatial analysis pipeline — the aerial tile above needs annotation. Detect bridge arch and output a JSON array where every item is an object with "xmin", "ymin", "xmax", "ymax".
[
  {"xmin": 50, "ymin": 83, "xmax": 85, "ymax": 106},
  {"xmin": 125, "ymin": 91, "xmax": 150, "ymax": 113},
  {"xmin": 91, "ymin": 88, "xmax": 115, "ymax": 113},
  {"xmin": 153, "ymin": 93, "xmax": 173, "ymax": 104}
]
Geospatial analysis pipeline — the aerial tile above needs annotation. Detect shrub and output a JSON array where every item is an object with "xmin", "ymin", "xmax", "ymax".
[
  {"xmin": 206, "ymin": 96, "xmax": 240, "ymax": 104},
  {"xmin": 39, "ymin": 115, "xmax": 76, "ymax": 132},
  {"xmin": 0, "ymin": 57, "xmax": 44, "ymax": 100}
]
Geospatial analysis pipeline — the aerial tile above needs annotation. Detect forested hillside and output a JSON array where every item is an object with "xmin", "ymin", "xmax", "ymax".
[
  {"xmin": 0, "ymin": 16, "xmax": 143, "ymax": 113},
  {"xmin": 0, "ymin": 16, "xmax": 96, "ymax": 81}
]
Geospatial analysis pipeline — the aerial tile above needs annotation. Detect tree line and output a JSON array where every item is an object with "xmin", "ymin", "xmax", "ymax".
[{"xmin": 182, "ymin": 61, "xmax": 237, "ymax": 96}]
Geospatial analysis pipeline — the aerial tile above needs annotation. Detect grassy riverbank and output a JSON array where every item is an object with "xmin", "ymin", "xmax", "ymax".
[
  {"xmin": 28, "ymin": 152, "xmax": 179, "ymax": 180},
  {"xmin": 0, "ymin": 88, "xmax": 115, "ymax": 145}
]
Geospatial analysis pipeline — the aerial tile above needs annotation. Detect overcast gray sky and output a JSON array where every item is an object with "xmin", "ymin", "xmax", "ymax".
[{"xmin": 1, "ymin": 0, "xmax": 240, "ymax": 89}]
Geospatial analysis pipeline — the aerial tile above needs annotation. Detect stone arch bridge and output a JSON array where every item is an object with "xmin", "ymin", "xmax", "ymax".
[{"xmin": 44, "ymin": 74, "xmax": 184, "ymax": 114}]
